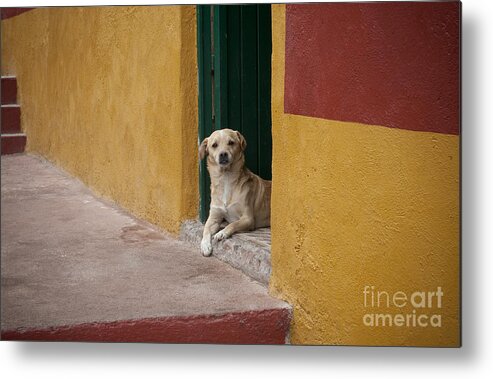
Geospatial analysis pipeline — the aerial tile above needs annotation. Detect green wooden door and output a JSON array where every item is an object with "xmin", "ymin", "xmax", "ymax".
[{"xmin": 197, "ymin": 4, "xmax": 272, "ymax": 222}]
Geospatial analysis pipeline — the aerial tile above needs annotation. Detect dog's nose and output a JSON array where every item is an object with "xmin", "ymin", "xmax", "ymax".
[{"xmin": 219, "ymin": 152, "xmax": 229, "ymax": 164}]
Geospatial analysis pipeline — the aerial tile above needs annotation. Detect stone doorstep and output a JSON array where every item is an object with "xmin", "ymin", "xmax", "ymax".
[{"xmin": 180, "ymin": 220, "xmax": 272, "ymax": 286}]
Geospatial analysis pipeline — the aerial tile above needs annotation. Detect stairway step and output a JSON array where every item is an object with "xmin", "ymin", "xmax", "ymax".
[
  {"xmin": 1, "ymin": 105, "xmax": 21, "ymax": 133},
  {"xmin": 1, "ymin": 308, "xmax": 291, "ymax": 343},
  {"xmin": 1, "ymin": 76, "xmax": 17, "ymax": 104},
  {"xmin": 1, "ymin": 155, "xmax": 291, "ymax": 344},
  {"xmin": 1, "ymin": 133, "xmax": 26, "ymax": 155}
]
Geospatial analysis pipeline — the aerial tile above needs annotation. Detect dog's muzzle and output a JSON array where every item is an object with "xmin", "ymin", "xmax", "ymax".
[{"xmin": 219, "ymin": 152, "xmax": 229, "ymax": 165}]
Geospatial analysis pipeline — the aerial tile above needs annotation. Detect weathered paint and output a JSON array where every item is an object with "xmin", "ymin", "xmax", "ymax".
[
  {"xmin": 284, "ymin": 2, "xmax": 460, "ymax": 135},
  {"xmin": 270, "ymin": 4, "xmax": 459, "ymax": 346},
  {"xmin": 1, "ymin": 6, "xmax": 199, "ymax": 233}
]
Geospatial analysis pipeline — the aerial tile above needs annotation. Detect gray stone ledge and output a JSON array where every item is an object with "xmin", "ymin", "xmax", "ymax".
[{"xmin": 180, "ymin": 220, "xmax": 271, "ymax": 286}]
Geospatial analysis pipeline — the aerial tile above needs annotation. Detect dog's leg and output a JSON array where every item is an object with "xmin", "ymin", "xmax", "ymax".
[
  {"xmin": 201, "ymin": 210, "xmax": 223, "ymax": 257},
  {"xmin": 213, "ymin": 215, "xmax": 254, "ymax": 242}
]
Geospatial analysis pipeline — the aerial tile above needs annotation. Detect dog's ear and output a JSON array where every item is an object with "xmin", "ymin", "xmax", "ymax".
[
  {"xmin": 199, "ymin": 138, "xmax": 209, "ymax": 160},
  {"xmin": 236, "ymin": 131, "xmax": 247, "ymax": 151}
]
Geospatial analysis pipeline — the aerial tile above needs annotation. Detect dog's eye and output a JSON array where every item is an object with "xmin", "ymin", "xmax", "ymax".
[
  {"xmin": 212, "ymin": 143, "xmax": 218, "ymax": 148},
  {"xmin": 228, "ymin": 140, "xmax": 235, "ymax": 146}
]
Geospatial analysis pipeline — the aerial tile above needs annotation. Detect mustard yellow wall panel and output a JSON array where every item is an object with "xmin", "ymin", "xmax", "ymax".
[
  {"xmin": 1, "ymin": 6, "xmax": 199, "ymax": 233},
  {"xmin": 270, "ymin": 4, "xmax": 459, "ymax": 346}
]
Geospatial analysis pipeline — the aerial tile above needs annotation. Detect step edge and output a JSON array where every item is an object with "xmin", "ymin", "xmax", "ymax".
[
  {"xmin": 1, "ymin": 307, "xmax": 292, "ymax": 344},
  {"xmin": 1, "ymin": 305, "xmax": 293, "ymax": 333},
  {"xmin": 181, "ymin": 220, "xmax": 272, "ymax": 252},
  {"xmin": 1, "ymin": 133, "xmax": 26, "ymax": 137}
]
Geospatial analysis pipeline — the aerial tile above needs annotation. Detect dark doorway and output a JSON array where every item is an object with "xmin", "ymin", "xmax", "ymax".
[{"xmin": 197, "ymin": 4, "xmax": 272, "ymax": 222}]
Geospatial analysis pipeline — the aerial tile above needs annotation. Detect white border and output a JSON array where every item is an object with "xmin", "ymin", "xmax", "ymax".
[{"xmin": 2, "ymin": 0, "xmax": 492, "ymax": 378}]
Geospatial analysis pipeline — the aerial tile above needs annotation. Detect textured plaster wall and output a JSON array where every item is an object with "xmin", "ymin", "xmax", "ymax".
[
  {"xmin": 270, "ymin": 4, "xmax": 459, "ymax": 346},
  {"xmin": 1, "ymin": 6, "xmax": 198, "ymax": 233}
]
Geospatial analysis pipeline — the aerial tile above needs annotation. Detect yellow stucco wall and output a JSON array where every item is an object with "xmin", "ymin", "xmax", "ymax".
[
  {"xmin": 1, "ymin": 6, "xmax": 198, "ymax": 233},
  {"xmin": 270, "ymin": 5, "xmax": 460, "ymax": 346}
]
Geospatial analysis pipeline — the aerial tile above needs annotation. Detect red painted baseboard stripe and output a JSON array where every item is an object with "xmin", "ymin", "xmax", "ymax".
[{"xmin": 1, "ymin": 308, "xmax": 292, "ymax": 344}]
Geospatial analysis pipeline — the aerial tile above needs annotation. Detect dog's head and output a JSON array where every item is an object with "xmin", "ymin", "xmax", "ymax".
[{"xmin": 199, "ymin": 129, "xmax": 247, "ymax": 168}]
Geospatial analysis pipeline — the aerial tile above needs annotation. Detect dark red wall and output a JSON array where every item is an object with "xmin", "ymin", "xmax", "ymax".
[
  {"xmin": 284, "ymin": 2, "xmax": 460, "ymax": 135},
  {"xmin": 1, "ymin": 8, "xmax": 34, "ymax": 20}
]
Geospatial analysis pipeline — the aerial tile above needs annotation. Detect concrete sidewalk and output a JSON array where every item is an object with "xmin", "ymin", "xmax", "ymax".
[{"xmin": 0, "ymin": 154, "xmax": 290, "ymax": 343}]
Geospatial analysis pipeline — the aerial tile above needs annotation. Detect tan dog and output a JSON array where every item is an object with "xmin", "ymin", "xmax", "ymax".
[{"xmin": 199, "ymin": 129, "xmax": 271, "ymax": 256}]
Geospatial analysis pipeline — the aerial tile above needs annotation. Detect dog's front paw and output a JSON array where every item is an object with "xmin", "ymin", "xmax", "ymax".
[
  {"xmin": 200, "ymin": 238, "xmax": 213, "ymax": 257},
  {"xmin": 213, "ymin": 230, "xmax": 230, "ymax": 243}
]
